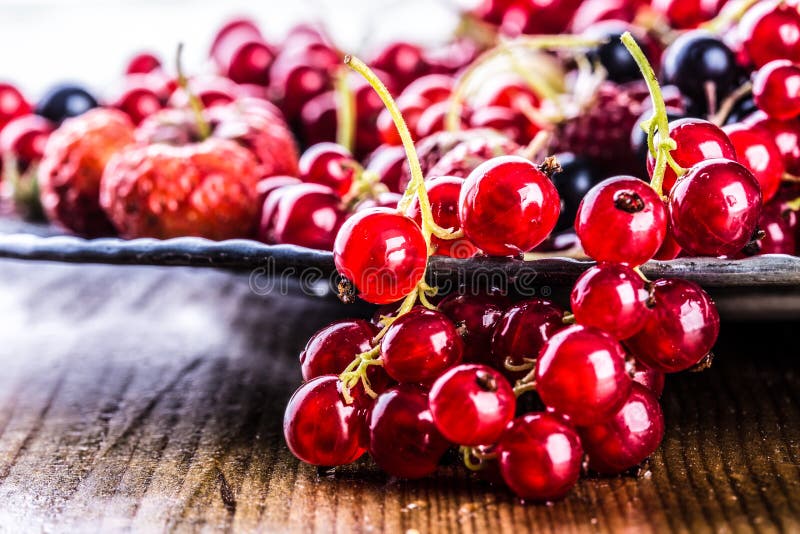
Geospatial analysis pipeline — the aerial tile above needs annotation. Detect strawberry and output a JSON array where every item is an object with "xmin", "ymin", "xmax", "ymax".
[{"xmin": 38, "ymin": 108, "xmax": 135, "ymax": 236}]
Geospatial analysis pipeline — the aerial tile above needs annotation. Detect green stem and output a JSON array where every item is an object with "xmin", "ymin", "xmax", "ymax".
[
  {"xmin": 620, "ymin": 32, "xmax": 683, "ymax": 197},
  {"xmin": 334, "ymin": 67, "xmax": 355, "ymax": 153},
  {"xmin": 175, "ymin": 43, "xmax": 211, "ymax": 140}
]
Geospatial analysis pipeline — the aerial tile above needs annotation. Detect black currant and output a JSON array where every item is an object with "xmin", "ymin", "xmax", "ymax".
[
  {"xmin": 36, "ymin": 83, "xmax": 99, "ymax": 123},
  {"xmin": 549, "ymin": 152, "xmax": 605, "ymax": 233}
]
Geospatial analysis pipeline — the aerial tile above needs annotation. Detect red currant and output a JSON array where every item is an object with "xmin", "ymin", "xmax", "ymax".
[
  {"xmin": 746, "ymin": 112, "xmax": 800, "ymax": 175},
  {"xmin": 739, "ymin": 0, "xmax": 800, "ymax": 68},
  {"xmin": 112, "ymin": 85, "xmax": 164, "ymax": 126},
  {"xmin": 491, "ymin": 299, "xmax": 564, "ymax": 377},
  {"xmin": 381, "ymin": 308, "xmax": 463, "ymax": 383},
  {"xmin": 723, "ymin": 122, "xmax": 784, "ymax": 202},
  {"xmin": 270, "ymin": 184, "xmax": 346, "ymax": 250},
  {"xmin": 653, "ymin": 220, "xmax": 683, "ymax": 260},
  {"xmin": 283, "ymin": 375, "xmax": 366, "ymax": 466},
  {"xmin": 0, "ymin": 83, "xmax": 31, "ymax": 131},
  {"xmin": 579, "ymin": 383, "xmax": 665, "ymax": 474},
  {"xmin": 408, "ymin": 176, "xmax": 479, "ymax": 258},
  {"xmin": 626, "ymin": 278, "xmax": 719, "ymax": 373},
  {"xmin": 651, "ymin": 0, "xmax": 724, "ymax": 29},
  {"xmin": 438, "ymin": 293, "xmax": 509, "ymax": 366},
  {"xmin": 631, "ymin": 361, "xmax": 665, "ymax": 398},
  {"xmin": 368, "ymin": 384, "xmax": 450, "ymax": 479},
  {"xmin": 369, "ymin": 42, "xmax": 429, "ymax": 91},
  {"xmin": 755, "ymin": 198, "xmax": 797, "ymax": 255},
  {"xmin": 535, "ymin": 325, "xmax": 632, "ymax": 425},
  {"xmin": 646, "ymin": 118, "xmax": 737, "ymax": 195},
  {"xmin": 365, "ymin": 144, "xmax": 406, "ymax": 193},
  {"xmin": 401, "ymin": 74, "xmax": 453, "ymax": 105},
  {"xmin": 0, "ymin": 115, "xmax": 53, "ymax": 165},
  {"xmin": 753, "ymin": 60, "xmax": 800, "ymax": 121},
  {"xmin": 125, "ymin": 52, "xmax": 162, "ymax": 75},
  {"xmin": 459, "ymin": 156, "xmax": 560, "ymax": 257},
  {"xmin": 669, "ymin": 158, "xmax": 762, "ymax": 256},
  {"xmin": 333, "ymin": 207, "xmax": 428, "ymax": 304},
  {"xmin": 298, "ymin": 142, "xmax": 357, "ymax": 197},
  {"xmin": 429, "ymin": 364, "xmax": 516, "ymax": 446},
  {"xmin": 300, "ymin": 319, "xmax": 378, "ymax": 380},
  {"xmin": 571, "ymin": 263, "xmax": 651, "ymax": 340},
  {"xmin": 575, "ymin": 176, "xmax": 667, "ymax": 266},
  {"xmin": 377, "ymin": 95, "xmax": 427, "ymax": 146},
  {"xmin": 496, "ymin": 413, "xmax": 583, "ymax": 501}
]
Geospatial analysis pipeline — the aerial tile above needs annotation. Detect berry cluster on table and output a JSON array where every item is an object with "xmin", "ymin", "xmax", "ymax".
[{"xmin": 2, "ymin": 0, "xmax": 798, "ymax": 502}]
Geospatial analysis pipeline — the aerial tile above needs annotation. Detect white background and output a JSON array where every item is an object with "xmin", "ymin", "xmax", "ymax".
[{"xmin": 0, "ymin": 0, "xmax": 477, "ymax": 99}]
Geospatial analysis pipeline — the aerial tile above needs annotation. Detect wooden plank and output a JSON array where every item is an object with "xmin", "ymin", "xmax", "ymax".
[{"xmin": 0, "ymin": 259, "xmax": 798, "ymax": 532}]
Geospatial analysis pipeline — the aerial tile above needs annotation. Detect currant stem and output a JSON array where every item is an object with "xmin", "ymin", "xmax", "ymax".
[
  {"xmin": 446, "ymin": 35, "xmax": 605, "ymax": 133},
  {"xmin": 175, "ymin": 43, "xmax": 211, "ymax": 141},
  {"xmin": 702, "ymin": 0, "xmax": 761, "ymax": 32},
  {"xmin": 621, "ymin": 32, "xmax": 683, "ymax": 197},
  {"xmin": 334, "ymin": 67, "xmax": 356, "ymax": 153}
]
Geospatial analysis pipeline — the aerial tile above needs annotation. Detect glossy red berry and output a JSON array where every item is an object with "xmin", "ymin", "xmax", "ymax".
[
  {"xmin": 377, "ymin": 95, "xmax": 427, "ymax": 146},
  {"xmin": 408, "ymin": 176, "xmax": 479, "ymax": 258},
  {"xmin": 369, "ymin": 42, "xmax": 429, "ymax": 91},
  {"xmin": 112, "ymin": 85, "xmax": 164, "ymax": 125},
  {"xmin": 270, "ymin": 184, "xmax": 346, "ymax": 250},
  {"xmin": 653, "ymin": 220, "xmax": 683, "ymax": 260},
  {"xmin": 381, "ymin": 308, "xmax": 463, "ymax": 383},
  {"xmin": 723, "ymin": 123, "xmax": 784, "ymax": 202},
  {"xmin": 754, "ymin": 198, "xmax": 797, "ymax": 255},
  {"xmin": 647, "ymin": 118, "xmax": 737, "ymax": 194},
  {"xmin": 459, "ymin": 155, "xmax": 560, "ymax": 257},
  {"xmin": 575, "ymin": 176, "xmax": 667, "ymax": 266},
  {"xmin": 579, "ymin": 383, "xmax": 665, "ymax": 474},
  {"xmin": 753, "ymin": 60, "xmax": 800, "ymax": 121},
  {"xmin": 746, "ymin": 112, "xmax": 800, "ymax": 175},
  {"xmin": 298, "ymin": 142, "xmax": 356, "ymax": 197},
  {"xmin": 300, "ymin": 320, "xmax": 378, "ymax": 380},
  {"xmin": 429, "ymin": 364, "xmax": 515, "ymax": 446},
  {"xmin": 125, "ymin": 52, "xmax": 162, "ymax": 75},
  {"xmin": 631, "ymin": 361, "xmax": 666, "ymax": 398},
  {"xmin": 0, "ymin": 83, "xmax": 31, "ymax": 131},
  {"xmin": 368, "ymin": 384, "xmax": 450, "ymax": 479},
  {"xmin": 491, "ymin": 299, "xmax": 564, "ymax": 376},
  {"xmin": 438, "ymin": 293, "xmax": 509, "ymax": 366},
  {"xmin": 365, "ymin": 144, "xmax": 406, "ymax": 193},
  {"xmin": 535, "ymin": 325, "xmax": 632, "ymax": 425},
  {"xmin": 283, "ymin": 375, "xmax": 366, "ymax": 466},
  {"xmin": 739, "ymin": 0, "xmax": 800, "ymax": 68},
  {"xmin": 651, "ymin": 0, "xmax": 723, "ymax": 29},
  {"xmin": 334, "ymin": 208, "xmax": 428, "ymax": 304},
  {"xmin": 496, "ymin": 413, "xmax": 583, "ymax": 501},
  {"xmin": 571, "ymin": 264, "xmax": 650, "ymax": 340},
  {"xmin": 0, "ymin": 115, "xmax": 53, "ymax": 164},
  {"xmin": 626, "ymin": 278, "xmax": 720, "ymax": 373},
  {"xmin": 669, "ymin": 158, "xmax": 762, "ymax": 256}
]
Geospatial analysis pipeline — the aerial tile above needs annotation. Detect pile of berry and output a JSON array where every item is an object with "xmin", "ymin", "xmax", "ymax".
[{"xmin": 0, "ymin": 0, "xmax": 797, "ymax": 502}]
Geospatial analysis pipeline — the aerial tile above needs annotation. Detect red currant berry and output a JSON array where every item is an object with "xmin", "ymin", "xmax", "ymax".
[
  {"xmin": 753, "ymin": 60, "xmax": 800, "ymax": 121},
  {"xmin": 575, "ymin": 176, "xmax": 667, "ymax": 266},
  {"xmin": 256, "ymin": 175, "xmax": 301, "ymax": 207},
  {"xmin": 300, "ymin": 320, "xmax": 378, "ymax": 380},
  {"xmin": 491, "ymin": 299, "xmax": 564, "ymax": 377},
  {"xmin": 571, "ymin": 263, "xmax": 650, "ymax": 340},
  {"xmin": 647, "ymin": 118, "xmax": 737, "ymax": 195},
  {"xmin": 221, "ymin": 40, "xmax": 275, "ymax": 86},
  {"xmin": 0, "ymin": 83, "xmax": 31, "ymax": 131},
  {"xmin": 579, "ymin": 383, "xmax": 665, "ymax": 474},
  {"xmin": 401, "ymin": 74, "xmax": 453, "ymax": 105},
  {"xmin": 535, "ymin": 325, "xmax": 632, "ymax": 425},
  {"xmin": 755, "ymin": 198, "xmax": 797, "ymax": 255},
  {"xmin": 298, "ymin": 142, "xmax": 357, "ymax": 197},
  {"xmin": 414, "ymin": 101, "xmax": 451, "ymax": 139},
  {"xmin": 496, "ymin": 413, "xmax": 583, "ymax": 501},
  {"xmin": 365, "ymin": 144, "xmax": 406, "ymax": 193},
  {"xmin": 651, "ymin": 0, "xmax": 724, "ymax": 29},
  {"xmin": 112, "ymin": 85, "xmax": 164, "ymax": 126},
  {"xmin": 459, "ymin": 155, "xmax": 560, "ymax": 257},
  {"xmin": 631, "ymin": 361, "xmax": 665, "ymax": 398},
  {"xmin": 377, "ymin": 95, "xmax": 427, "ymax": 146},
  {"xmin": 369, "ymin": 42, "xmax": 429, "ymax": 91},
  {"xmin": 626, "ymin": 278, "xmax": 719, "ymax": 373},
  {"xmin": 669, "ymin": 158, "xmax": 762, "ymax": 256},
  {"xmin": 653, "ymin": 220, "xmax": 683, "ymax": 260},
  {"xmin": 739, "ymin": 0, "xmax": 800, "ymax": 68},
  {"xmin": 746, "ymin": 112, "xmax": 800, "ymax": 175},
  {"xmin": 723, "ymin": 123, "xmax": 784, "ymax": 202},
  {"xmin": 408, "ymin": 176, "xmax": 479, "ymax": 258},
  {"xmin": 438, "ymin": 293, "xmax": 509, "ymax": 366},
  {"xmin": 381, "ymin": 308, "xmax": 463, "ymax": 383},
  {"xmin": 429, "ymin": 364, "xmax": 515, "ymax": 446},
  {"xmin": 270, "ymin": 184, "xmax": 346, "ymax": 250},
  {"xmin": 125, "ymin": 52, "xmax": 162, "ymax": 75},
  {"xmin": 0, "ymin": 115, "xmax": 53, "ymax": 165},
  {"xmin": 368, "ymin": 384, "xmax": 451, "ymax": 479},
  {"xmin": 468, "ymin": 106, "xmax": 530, "ymax": 145},
  {"xmin": 333, "ymin": 207, "xmax": 428, "ymax": 304},
  {"xmin": 283, "ymin": 375, "xmax": 366, "ymax": 466}
]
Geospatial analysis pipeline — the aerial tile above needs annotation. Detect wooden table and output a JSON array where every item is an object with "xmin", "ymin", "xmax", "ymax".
[{"xmin": 0, "ymin": 259, "xmax": 798, "ymax": 533}]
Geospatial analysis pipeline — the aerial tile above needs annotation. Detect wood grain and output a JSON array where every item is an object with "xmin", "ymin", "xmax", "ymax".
[{"xmin": 0, "ymin": 259, "xmax": 798, "ymax": 533}]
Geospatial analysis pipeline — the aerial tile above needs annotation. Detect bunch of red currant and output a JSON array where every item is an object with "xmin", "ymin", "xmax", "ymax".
[{"xmin": 281, "ymin": 34, "xmax": 736, "ymax": 500}]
